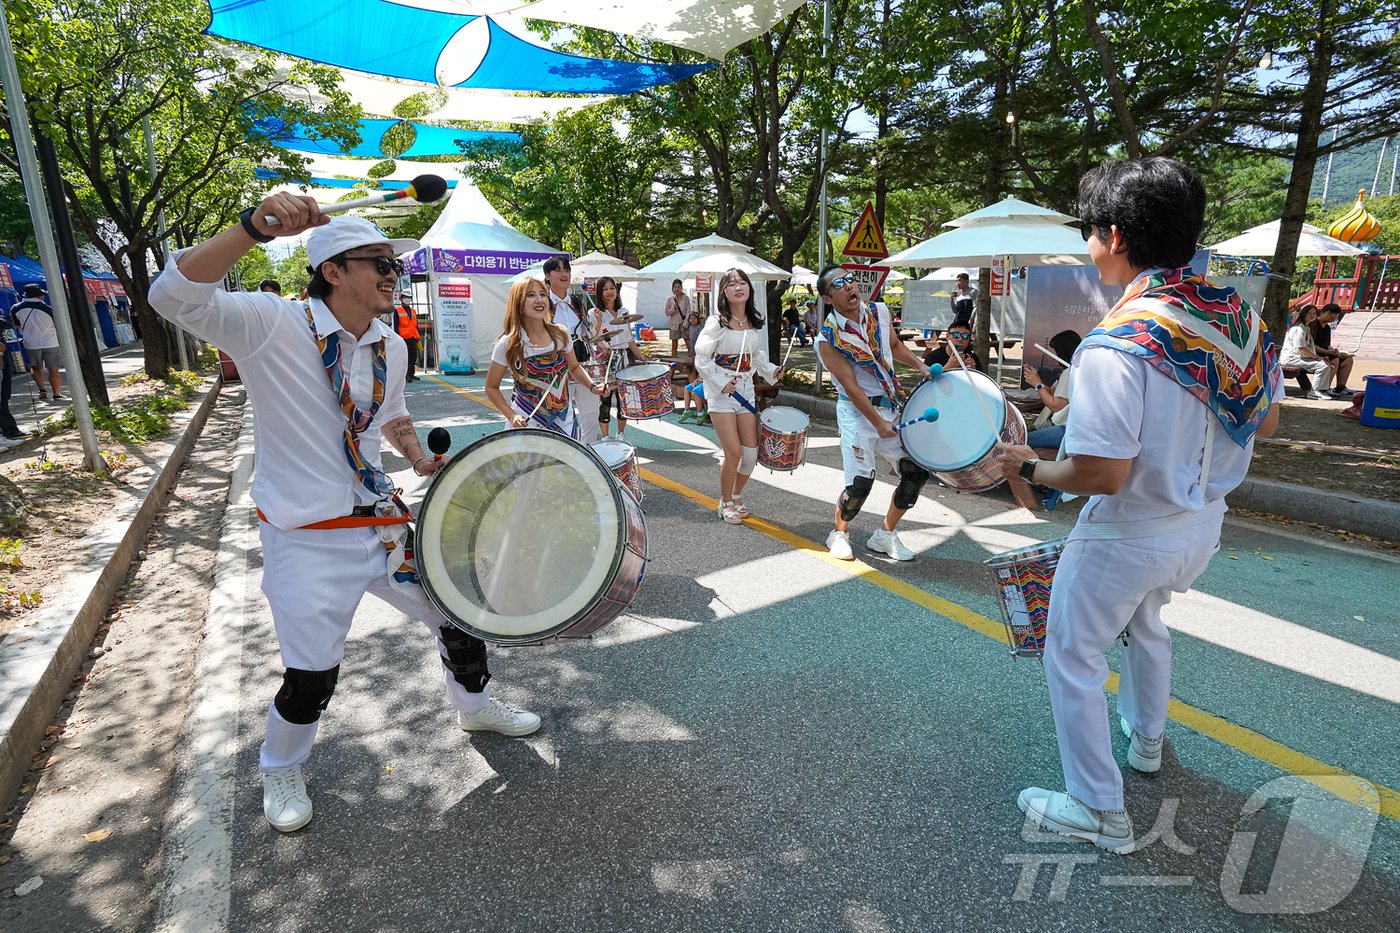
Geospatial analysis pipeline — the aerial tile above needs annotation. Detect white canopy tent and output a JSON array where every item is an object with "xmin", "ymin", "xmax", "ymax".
[
  {"xmin": 512, "ymin": 251, "xmax": 654, "ymax": 283},
  {"xmin": 1208, "ymin": 220, "xmax": 1367, "ymax": 257},
  {"xmin": 402, "ymin": 177, "xmax": 562, "ymax": 371},
  {"xmin": 635, "ymin": 234, "xmax": 790, "ymax": 325}
]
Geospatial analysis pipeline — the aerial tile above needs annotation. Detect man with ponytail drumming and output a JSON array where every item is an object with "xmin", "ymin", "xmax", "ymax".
[
  {"xmin": 815, "ymin": 265, "xmax": 933, "ymax": 562},
  {"xmin": 995, "ymin": 158, "xmax": 1281, "ymax": 854},
  {"xmin": 150, "ymin": 194, "xmax": 541, "ymax": 834}
]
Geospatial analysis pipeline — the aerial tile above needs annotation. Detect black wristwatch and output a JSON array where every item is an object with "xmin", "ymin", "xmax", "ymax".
[
  {"xmin": 238, "ymin": 206, "xmax": 275, "ymax": 244},
  {"xmin": 1019, "ymin": 458, "xmax": 1040, "ymax": 483}
]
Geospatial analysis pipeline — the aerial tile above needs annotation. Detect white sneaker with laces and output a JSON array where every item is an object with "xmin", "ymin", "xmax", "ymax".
[
  {"xmin": 457, "ymin": 697, "xmax": 541, "ymax": 736},
  {"xmin": 867, "ymin": 527, "xmax": 913, "ymax": 561},
  {"xmin": 826, "ymin": 529, "xmax": 854, "ymax": 560},
  {"xmin": 1017, "ymin": 787, "xmax": 1136, "ymax": 854},
  {"xmin": 262, "ymin": 767, "xmax": 313, "ymax": 833},
  {"xmin": 1119, "ymin": 716, "xmax": 1163, "ymax": 773}
]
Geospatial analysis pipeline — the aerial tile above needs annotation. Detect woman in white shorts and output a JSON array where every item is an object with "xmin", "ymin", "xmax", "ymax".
[{"xmin": 694, "ymin": 268, "xmax": 781, "ymax": 523}]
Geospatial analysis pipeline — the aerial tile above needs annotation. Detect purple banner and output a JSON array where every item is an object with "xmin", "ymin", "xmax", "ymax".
[{"xmin": 404, "ymin": 247, "xmax": 561, "ymax": 276}]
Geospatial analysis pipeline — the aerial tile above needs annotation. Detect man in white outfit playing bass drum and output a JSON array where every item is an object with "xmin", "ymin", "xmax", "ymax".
[{"xmin": 996, "ymin": 157, "xmax": 1282, "ymax": 854}]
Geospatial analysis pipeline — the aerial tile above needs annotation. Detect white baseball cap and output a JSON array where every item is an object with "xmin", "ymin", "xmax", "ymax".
[{"xmin": 306, "ymin": 216, "xmax": 419, "ymax": 271}]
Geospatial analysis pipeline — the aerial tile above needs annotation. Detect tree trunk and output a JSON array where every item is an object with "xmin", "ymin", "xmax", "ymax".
[
  {"xmin": 1263, "ymin": 0, "xmax": 1335, "ymax": 337},
  {"xmin": 127, "ymin": 259, "xmax": 176, "ymax": 379}
]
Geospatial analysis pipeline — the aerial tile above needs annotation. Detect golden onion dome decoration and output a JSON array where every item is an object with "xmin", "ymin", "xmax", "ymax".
[{"xmin": 1327, "ymin": 188, "xmax": 1381, "ymax": 243}]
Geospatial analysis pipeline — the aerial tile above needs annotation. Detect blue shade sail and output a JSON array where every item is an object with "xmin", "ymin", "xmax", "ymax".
[
  {"xmin": 255, "ymin": 117, "xmax": 520, "ymax": 158},
  {"xmin": 254, "ymin": 167, "xmax": 459, "ymax": 190},
  {"xmin": 207, "ymin": 0, "xmax": 713, "ymax": 93}
]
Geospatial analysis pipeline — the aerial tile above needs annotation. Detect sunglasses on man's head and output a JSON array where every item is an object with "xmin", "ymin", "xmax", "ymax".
[{"xmin": 343, "ymin": 255, "xmax": 405, "ymax": 276}]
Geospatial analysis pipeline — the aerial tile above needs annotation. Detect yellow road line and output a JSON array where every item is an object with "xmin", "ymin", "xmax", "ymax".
[{"xmin": 426, "ymin": 375, "xmax": 1400, "ymax": 823}]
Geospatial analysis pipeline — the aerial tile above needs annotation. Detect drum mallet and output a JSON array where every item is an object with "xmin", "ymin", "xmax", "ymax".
[
  {"xmin": 893, "ymin": 407, "xmax": 940, "ymax": 431},
  {"xmin": 427, "ymin": 427, "xmax": 451, "ymax": 464},
  {"xmin": 1034, "ymin": 343, "xmax": 1071, "ymax": 368},
  {"xmin": 262, "ymin": 174, "xmax": 449, "ymax": 225},
  {"xmin": 731, "ymin": 391, "xmax": 761, "ymax": 415},
  {"xmin": 946, "ymin": 340, "xmax": 1003, "ymax": 438}
]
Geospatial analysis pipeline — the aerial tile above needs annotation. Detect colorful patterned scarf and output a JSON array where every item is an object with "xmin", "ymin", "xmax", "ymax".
[
  {"xmin": 1079, "ymin": 268, "xmax": 1279, "ymax": 448},
  {"xmin": 512, "ymin": 349, "xmax": 573, "ymax": 431},
  {"xmin": 714, "ymin": 352, "xmax": 752, "ymax": 373},
  {"xmin": 305, "ymin": 308, "xmax": 395, "ymax": 498},
  {"xmin": 820, "ymin": 306, "xmax": 903, "ymax": 404}
]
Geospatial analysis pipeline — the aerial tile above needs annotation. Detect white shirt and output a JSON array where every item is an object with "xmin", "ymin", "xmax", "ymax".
[
  {"xmin": 489, "ymin": 334, "xmax": 562, "ymax": 368},
  {"xmin": 11, "ymin": 299, "xmax": 58, "ymax": 350},
  {"xmin": 1281, "ymin": 323, "xmax": 1315, "ymax": 362},
  {"xmin": 1066, "ymin": 346, "xmax": 1258, "ymax": 523},
  {"xmin": 150, "ymin": 256, "xmax": 409, "ymax": 529},
  {"xmin": 551, "ymin": 292, "xmax": 582, "ymax": 338},
  {"xmin": 599, "ymin": 309, "xmax": 633, "ymax": 351},
  {"xmin": 815, "ymin": 303, "xmax": 896, "ymax": 400},
  {"xmin": 694, "ymin": 316, "xmax": 778, "ymax": 399},
  {"xmin": 1033, "ymin": 365, "xmax": 1075, "ymax": 430}
]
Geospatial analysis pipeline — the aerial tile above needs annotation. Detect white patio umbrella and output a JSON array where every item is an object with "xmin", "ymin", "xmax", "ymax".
[
  {"xmin": 512, "ymin": 250, "xmax": 655, "ymax": 283},
  {"xmin": 942, "ymin": 196, "xmax": 1078, "ymax": 228},
  {"xmin": 1209, "ymin": 220, "xmax": 1366, "ymax": 257},
  {"xmin": 791, "ymin": 264, "xmax": 818, "ymax": 286},
  {"xmin": 885, "ymin": 217, "xmax": 1091, "ymax": 268}
]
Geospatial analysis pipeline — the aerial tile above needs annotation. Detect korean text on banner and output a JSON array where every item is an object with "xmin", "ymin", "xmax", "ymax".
[
  {"xmin": 991, "ymin": 256, "xmax": 1010, "ymax": 298},
  {"xmin": 695, "ymin": 272, "xmax": 713, "ymax": 293},
  {"xmin": 839, "ymin": 263, "xmax": 891, "ymax": 304},
  {"xmin": 436, "ymin": 277, "xmax": 475, "ymax": 373}
]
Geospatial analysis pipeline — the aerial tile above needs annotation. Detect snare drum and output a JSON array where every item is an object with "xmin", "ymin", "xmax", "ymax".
[
  {"xmin": 615, "ymin": 363, "xmax": 675, "ymax": 420},
  {"xmin": 416, "ymin": 429, "xmax": 648, "ymax": 645},
  {"xmin": 899, "ymin": 370, "xmax": 1026, "ymax": 492},
  {"xmin": 590, "ymin": 438, "xmax": 643, "ymax": 502},
  {"xmin": 758, "ymin": 406, "xmax": 809, "ymax": 472},
  {"xmin": 582, "ymin": 358, "xmax": 609, "ymax": 386},
  {"xmin": 985, "ymin": 538, "xmax": 1063, "ymax": 657}
]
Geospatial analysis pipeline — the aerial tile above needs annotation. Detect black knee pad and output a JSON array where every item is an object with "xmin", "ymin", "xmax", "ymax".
[
  {"xmin": 439, "ymin": 625, "xmax": 492, "ymax": 693},
  {"xmin": 838, "ymin": 473, "xmax": 875, "ymax": 522},
  {"xmin": 274, "ymin": 665, "xmax": 340, "ymax": 725},
  {"xmin": 893, "ymin": 457, "xmax": 930, "ymax": 509}
]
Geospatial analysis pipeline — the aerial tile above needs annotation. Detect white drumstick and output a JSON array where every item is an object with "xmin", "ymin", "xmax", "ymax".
[
  {"xmin": 946, "ymin": 340, "xmax": 1002, "ymax": 438},
  {"xmin": 780, "ymin": 329, "xmax": 799, "ymax": 369},
  {"xmin": 1034, "ymin": 343, "xmax": 1070, "ymax": 368}
]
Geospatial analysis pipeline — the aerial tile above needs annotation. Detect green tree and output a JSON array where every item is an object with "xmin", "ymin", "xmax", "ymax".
[
  {"xmin": 234, "ymin": 245, "xmax": 275, "ymax": 291},
  {"xmin": 274, "ymin": 245, "xmax": 312, "ymax": 297},
  {"xmin": 0, "ymin": 0, "xmax": 361, "ymax": 377}
]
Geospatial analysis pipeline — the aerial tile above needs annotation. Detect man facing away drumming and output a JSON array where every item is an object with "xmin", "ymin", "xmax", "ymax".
[
  {"xmin": 996, "ymin": 158, "xmax": 1281, "ymax": 854},
  {"xmin": 150, "ymin": 193, "xmax": 541, "ymax": 834},
  {"xmin": 815, "ymin": 265, "xmax": 933, "ymax": 562}
]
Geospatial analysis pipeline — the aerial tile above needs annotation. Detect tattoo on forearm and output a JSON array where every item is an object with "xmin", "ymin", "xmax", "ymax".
[{"xmin": 380, "ymin": 416, "xmax": 418, "ymax": 454}]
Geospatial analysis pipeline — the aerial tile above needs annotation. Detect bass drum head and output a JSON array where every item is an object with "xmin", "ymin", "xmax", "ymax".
[
  {"xmin": 417, "ymin": 429, "xmax": 627, "ymax": 644},
  {"xmin": 899, "ymin": 370, "xmax": 1007, "ymax": 472},
  {"xmin": 616, "ymin": 362, "xmax": 671, "ymax": 384}
]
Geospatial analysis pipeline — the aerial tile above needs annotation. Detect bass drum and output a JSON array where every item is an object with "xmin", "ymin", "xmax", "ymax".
[
  {"xmin": 416, "ymin": 428, "xmax": 648, "ymax": 645},
  {"xmin": 899, "ymin": 370, "xmax": 1026, "ymax": 492}
]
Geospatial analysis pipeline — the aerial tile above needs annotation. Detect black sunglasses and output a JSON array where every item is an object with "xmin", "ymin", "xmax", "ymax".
[
  {"xmin": 343, "ymin": 255, "xmax": 406, "ymax": 276},
  {"xmin": 1078, "ymin": 220, "xmax": 1108, "ymax": 242}
]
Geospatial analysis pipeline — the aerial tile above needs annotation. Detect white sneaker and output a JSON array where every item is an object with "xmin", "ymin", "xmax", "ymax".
[
  {"xmin": 1120, "ymin": 716, "xmax": 1163, "ymax": 773},
  {"xmin": 0, "ymin": 438, "xmax": 20, "ymax": 451},
  {"xmin": 826, "ymin": 529, "xmax": 854, "ymax": 560},
  {"xmin": 457, "ymin": 697, "xmax": 541, "ymax": 736},
  {"xmin": 1017, "ymin": 787, "xmax": 1136, "ymax": 855},
  {"xmin": 262, "ymin": 767, "xmax": 313, "ymax": 833},
  {"xmin": 867, "ymin": 527, "xmax": 913, "ymax": 561}
]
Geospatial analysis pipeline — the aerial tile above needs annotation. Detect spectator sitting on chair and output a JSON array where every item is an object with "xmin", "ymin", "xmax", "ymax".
[
  {"xmin": 11, "ymin": 284, "xmax": 64, "ymax": 402},
  {"xmin": 1311, "ymin": 303, "xmax": 1354, "ymax": 398},
  {"xmin": 802, "ymin": 299, "xmax": 818, "ymax": 340},
  {"xmin": 1023, "ymin": 329, "xmax": 1083, "ymax": 453},
  {"xmin": 1281, "ymin": 304, "xmax": 1336, "ymax": 400},
  {"xmin": 782, "ymin": 301, "xmax": 810, "ymax": 347},
  {"xmin": 922, "ymin": 316, "xmax": 981, "ymax": 371}
]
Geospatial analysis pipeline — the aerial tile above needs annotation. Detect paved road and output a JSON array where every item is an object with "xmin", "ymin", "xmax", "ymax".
[{"xmin": 161, "ymin": 374, "xmax": 1400, "ymax": 931}]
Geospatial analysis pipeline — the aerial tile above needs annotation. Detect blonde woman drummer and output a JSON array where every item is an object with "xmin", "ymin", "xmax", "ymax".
[
  {"xmin": 694, "ymin": 268, "xmax": 781, "ymax": 523},
  {"xmin": 486, "ymin": 277, "xmax": 602, "ymax": 437}
]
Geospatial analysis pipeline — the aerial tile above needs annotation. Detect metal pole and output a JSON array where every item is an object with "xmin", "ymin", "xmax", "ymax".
[
  {"xmin": 0, "ymin": 0, "xmax": 106, "ymax": 471},
  {"xmin": 1390, "ymin": 146, "xmax": 1398, "ymax": 197},
  {"xmin": 143, "ymin": 114, "xmax": 190, "ymax": 371},
  {"xmin": 1321, "ymin": 127, "xmax": 1337, "ymax": 206},
  {"xmin": 812, "ymin": 0, "xmax": 832, "ymax": 393},
  {"xmin": 1372, "ymin": 136, "xmax": 1388, "ymax": 195}
]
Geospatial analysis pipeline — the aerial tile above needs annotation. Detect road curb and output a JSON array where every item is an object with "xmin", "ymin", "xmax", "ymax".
[
  {"xmin": 775, "ymin": 389, "xmax": 1400, "ymax": 543},
  {"xmin": 0, "ymin": 375, "xmax": 225, "ymax": 809}
]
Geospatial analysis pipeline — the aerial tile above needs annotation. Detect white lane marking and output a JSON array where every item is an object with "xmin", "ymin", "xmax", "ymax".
[{"xmin": 154, "ymin": 402, "xmax": 257, "ymax": 933}]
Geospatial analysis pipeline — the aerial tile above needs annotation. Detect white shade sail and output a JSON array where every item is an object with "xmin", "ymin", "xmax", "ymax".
[{"xmin": 1208, "ymin": 220, "xmax": 1367, "ymax": 258}]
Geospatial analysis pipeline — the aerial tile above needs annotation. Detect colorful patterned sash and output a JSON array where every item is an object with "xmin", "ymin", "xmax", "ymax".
[
  {"xmin": 1079, "ymin": 268, "xmax": 1279, "ymax": 448},
  {"xmin": 714, "ymin": 352, "xmax": 752, "ymax": 373},
  {"xmin": 304, "ymin": 308, "xmax": 395, "ymax": 498},
  {"xmin": 820, "ymin": 306, "xmax": 903, "ymax": 404},
  {"xmin": 513, "ymin": 348, "xmax": 572, "ymax": 428}
]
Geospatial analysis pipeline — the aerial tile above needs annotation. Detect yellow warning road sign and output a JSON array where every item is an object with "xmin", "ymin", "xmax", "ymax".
[{"xmin": 842, "ymin": 202, "xmax": 889, "ymax": 259}]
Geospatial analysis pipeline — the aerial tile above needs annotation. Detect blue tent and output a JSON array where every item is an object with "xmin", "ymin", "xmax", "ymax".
[
  {"xmin": 256, "ymin": 117, "xmax": 521, "ymax": 160},
  {"xmin": 2, "ymin": 255, "xmax": 44, "ymax": 288},
  {"xmin": 206, "ymin": 0, "xmax": 712, "ymax": 94}
]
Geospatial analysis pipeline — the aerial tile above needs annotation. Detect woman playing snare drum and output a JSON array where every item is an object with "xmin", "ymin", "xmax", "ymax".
[
  {"xmin": 694, "ymin": 268, "xmax": 781, "ymax": 523},
  {"xmin": 486, "ymin": 276, "xmax": 602, "ymax": 438}
]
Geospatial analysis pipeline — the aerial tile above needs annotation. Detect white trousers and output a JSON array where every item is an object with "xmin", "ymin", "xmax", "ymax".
[
  {"xmin": 572, "ymin": 382, "xmax": 601, "ymax": 443},
  {"xmin": 1043, "ymin": 516, "xmax": 1220, "ymax": 810},
  {"xmin": 257, "ymin": 522, "xmax": 490, "ymax": 772}
]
